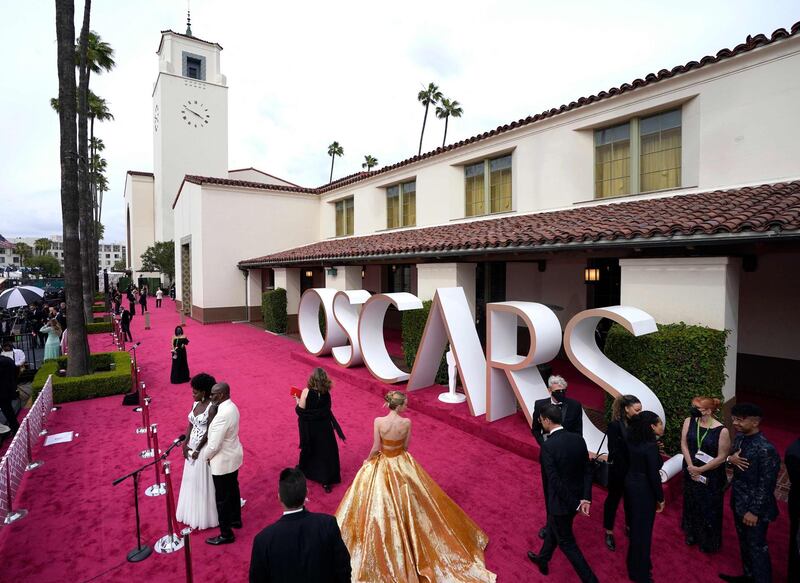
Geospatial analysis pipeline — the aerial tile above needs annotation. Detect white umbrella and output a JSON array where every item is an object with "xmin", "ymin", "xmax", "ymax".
[{"xmin": 0, "ymin": 285, "xmax": 45, "ymax": 309}]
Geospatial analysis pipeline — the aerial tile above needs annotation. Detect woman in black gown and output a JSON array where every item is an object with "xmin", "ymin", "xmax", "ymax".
[
  {"xmin": 603, "ymin": 394, "xmax": 641, "ymax": 551},
  {"xmin": 680, "ymin": 396, "xmax": 730, "ymax": 553},
  {"xmin": 295, "ymin": 368, "xmax": 344, "ymax": 493},
  {"xmin": 625, "ymin": 410, "xmax": 665, "ymax": 583},
  {"xmin": 170, "ymin": 325, "xmax": 191, "ymax": 384}
]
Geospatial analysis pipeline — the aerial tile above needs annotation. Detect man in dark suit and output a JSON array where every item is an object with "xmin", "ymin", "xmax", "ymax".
[
  {"xmin": 786, "ymin": 437, "xmax": 800, "ymax": 583},
  {"xmin": 531, "ymin": 374, "xmax": 584, "ymax": 538},
  {"xmin": 0, "ymin": 353, "xmax": 19, "ymax": 436},
  {"xmin": 249, "ymin": 467, "xmax": 351, "ymax": 583},
  {"xmin": 528, "ymin": 404, "xmax": 598, "ymax": 583}
]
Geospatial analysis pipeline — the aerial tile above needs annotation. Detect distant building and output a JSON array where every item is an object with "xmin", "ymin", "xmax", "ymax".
[{"xmin": 1, "ymin": 234, "xmax": 126, "ymax": 272}]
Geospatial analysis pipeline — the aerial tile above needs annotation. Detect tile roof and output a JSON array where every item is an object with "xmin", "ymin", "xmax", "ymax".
[
  {"xmin": 0, "ymin": 234, "xmax": 13, "ymax": 250},
  {"xmin": 227, "ymin": 167, "xmax": 301, "ymax": 187},
  {"xmin": 238, "ymin": 181, "xmax": 800, "ymax": 267},
  {"xmin": 127, "ymin": 170, "xmax": 154, "ymax": 178},
  {"xmin": 158, "ymin": 30, "xmax": 223, "ymax": 52}
]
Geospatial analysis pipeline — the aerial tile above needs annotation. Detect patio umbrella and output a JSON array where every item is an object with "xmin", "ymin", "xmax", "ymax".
[{"xmin": 0, "ymin": 286, "xmax": 45, "ymax": 309}]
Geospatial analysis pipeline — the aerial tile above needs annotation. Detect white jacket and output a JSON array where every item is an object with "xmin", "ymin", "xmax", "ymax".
[{"xmin": 205, "ymin": 399, "xmax": 243, "ymax": 476}]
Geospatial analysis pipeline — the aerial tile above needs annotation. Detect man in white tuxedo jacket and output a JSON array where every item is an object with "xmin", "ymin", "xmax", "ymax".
[{"xmin": 205, "ymin": 382, "xmax": 244, "ymax": 545}]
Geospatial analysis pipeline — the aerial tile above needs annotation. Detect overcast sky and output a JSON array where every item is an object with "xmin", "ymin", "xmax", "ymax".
[{"xmin": 0, "ymin": 0, "xmax": 797, "ymax": 243}]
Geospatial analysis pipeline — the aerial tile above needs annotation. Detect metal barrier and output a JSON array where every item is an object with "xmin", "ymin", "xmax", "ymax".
[{"xmin": 0, "ymin": 374, "xmax": 54, "ymax": 524}]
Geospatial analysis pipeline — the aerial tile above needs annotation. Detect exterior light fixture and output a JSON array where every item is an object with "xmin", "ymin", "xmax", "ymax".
[
  {"xmin": 361, "ymin": 268, "xmax": 365, "ymax": 278},
  {"xmin": 304, "ymin": 270, "xmax": 313, "ymax": 278},
  {"xmin": 584, "ymin": 267, "xmax": 600, "ymax": 283}
]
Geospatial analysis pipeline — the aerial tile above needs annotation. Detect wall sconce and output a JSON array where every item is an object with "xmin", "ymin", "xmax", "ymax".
[
  {"xmin": 391, "ymin": 265, "xmax": 397, "ymax": 272},
  {"xmin": 304, "ymin": 270, "xmax": 313, "ymax": 278},
  {"xmin": 361, "ymin": 268, "xmax": 365, "ymax": 278},
  {"xmin": 584, "ymin": 267, "xmax": 600, "ymax": 283},
  {"xmin": 326, "ymin": 267, "xmax": 338, "ymax": 277}
]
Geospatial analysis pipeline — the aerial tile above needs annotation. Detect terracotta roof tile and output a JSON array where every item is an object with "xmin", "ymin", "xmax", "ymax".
[{"xmin": 239, "ymin": 181, "xmax": 800, "ymax": 267}]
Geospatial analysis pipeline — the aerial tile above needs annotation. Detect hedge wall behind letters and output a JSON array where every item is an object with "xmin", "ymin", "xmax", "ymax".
[
  {"xmin": 262, "ymin": 288, "xmax": 287, "ymax": 334},
  {"xmin": 604, "ymin": 322, "xmax": 727, "ymax": 454},
  {"xmin": 402, "ymin": 300, "xmax": 448, "ymax": 385}
]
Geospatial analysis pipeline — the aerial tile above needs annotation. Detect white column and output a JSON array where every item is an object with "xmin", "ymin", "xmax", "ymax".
[
  {"xmin": 619, "ymin": 257, "xmax": 740, "ymax": 401},
  {"xmin": 416, "ymin": 263, "xmax": 477, "ymax": 320},
  {"xmin": 246, "ymin": 269, "xmax": 263, "ymax": 321},
  {"xmin": 273, "ymin": 268, "xmax": 301, "ymax": 316},
  {"xmin": 325, "ymin": 265, "xmax": 362, "ymax": 291}
]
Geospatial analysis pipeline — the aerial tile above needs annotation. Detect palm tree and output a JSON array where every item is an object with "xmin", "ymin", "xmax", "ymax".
[
  {"xmin": 88, "ymin": 93, "xmax": 112, "ymax": 278},
  {"xmin": 435, "ymin": 97, "xmax": 463, "ymax": 148},
  {"xmin": 34, "ymin": 238, "xmax": 52, "ymax": 256},
  {"xmin": 55, "ymin": 0, "xmax": 90, "ymax": 376},
  {"xmin": 417, "ymin": 82, "xmax": 442, "ymax": 156},
  {"xmin": 362, "ymin": 155, "xmax": 378, "ymax": 172},
  {"xmin": 13, "ymin": 242, "xmax": 32, "ymax": 265},
  {"xmin": 328, "ymin": 141, "xmax": 344, "ymax": 183}
]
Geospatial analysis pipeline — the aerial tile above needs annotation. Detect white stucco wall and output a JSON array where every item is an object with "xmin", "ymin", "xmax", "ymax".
[
  {"xmin": 123, "ymin": 173, "xmax": 155, "ymax": 279},
  {"xmin": 417, "ymin": 263, "xmax": 477, "ymax": 319},
  {"xmin": 315, "ymin": 38, "xmax": 800, "ymax": 241},
  {"xmin": 738, "ymin": 251, "xmax": 800, "ymax": 360},
  {"xmin": 172, "ymin": 181, "xmax": 205, "ymax": 309},
  {"xmin": 505, "ymin": 259, "xmax": 588, "ymax": 329}
]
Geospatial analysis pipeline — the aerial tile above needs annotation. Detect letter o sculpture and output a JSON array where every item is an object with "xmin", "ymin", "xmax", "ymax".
[
  {"xmin": 298, "ymin": 288, "xmax": 347, "ymax": 356},
  {"xmin": 358, "ymin": 293, "xmax": 423, "ymax": 383}
]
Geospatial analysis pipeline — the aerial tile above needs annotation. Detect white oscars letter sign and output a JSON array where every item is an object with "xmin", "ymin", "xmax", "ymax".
[
  {"xmin": 298, "ymin": 288, "xmax": 347, "ymax": 356},
  {"xmin": 331, "ymin": 290, "xmax": 371, "ymax": 367},
  {"xmin": 406, "ymin": 288, "xmax": 487, "ymax": 415},
  {"xmin": 358, "ymin": 293, "xmax": 422, "ymax": 383},
  {"xmin": 564, "ymin": 306, "xmax": 661, "ymax": 455},
  {"xmin": 485, "ymin": 302, "xmax": 563, "ymax": 424}
]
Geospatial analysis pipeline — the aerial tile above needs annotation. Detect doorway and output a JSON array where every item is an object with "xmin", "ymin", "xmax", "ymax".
[{"xmin": 181, "ymin": 242, "xmax": 191, "ymax": 315}]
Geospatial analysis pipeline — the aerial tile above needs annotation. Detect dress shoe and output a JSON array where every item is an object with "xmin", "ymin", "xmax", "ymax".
[
  {"xmin": 323, "ymin": 484, "xmax": 332, "ymax": 494},
  {"xmin": 685, "ymin": 534, "xmax": 696, "ymax": 546},
  {"xmin": 527, "ymin": 551, "xmax": 549, "ymax": 575},
  {"xmin": 605, "ymin": 532, "xmax": 616, "ymax": 551},
  {"xmin": 625, "ymin": 525, "xmax": 630, "ymax": 537},
  {"xmin": 538, "ymin": 527, "xmax": 547, "ymax": 539},
  {"xmin": 718, "ymin": 575, "xmax": 754, "ymax": 583},
  {"xmin": 231, "ymin": 521, "xmax": 243, "ymax": 529},
  {"xmin": 205, "ymin": 535, "xmax": 235, "ymax": 545}
]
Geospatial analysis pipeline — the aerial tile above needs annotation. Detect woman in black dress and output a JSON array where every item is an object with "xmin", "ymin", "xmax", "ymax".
[
  {"xmin": 625, "ymin": 410, "xmax": 665, "ymax": 583},
  {"xmin": 603, "ymin": 394, "xmax": 641, "ymax": 551},
  {"xmin": 295, "ymin": 367, "xmax": 344, "ymax": 493},
  {"xmin": 170, "ymin": 325, "xmax": 191, "ymax": 384},
  {"xmin": 680, "ymin": 396, "xmax": 730, "ymax": 553}
]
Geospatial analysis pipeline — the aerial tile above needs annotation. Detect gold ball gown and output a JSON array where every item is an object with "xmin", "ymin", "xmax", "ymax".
[{"xmin": 335, "ymin": 437, "xmax": 496, "ymax": 582}]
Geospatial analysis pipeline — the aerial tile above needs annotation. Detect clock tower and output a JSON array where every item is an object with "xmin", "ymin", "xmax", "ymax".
[{"xmin": 153, "ymin": 27, "xmax": 228, "ymax": 242}]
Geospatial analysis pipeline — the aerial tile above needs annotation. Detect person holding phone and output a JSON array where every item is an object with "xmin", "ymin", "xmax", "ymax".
[
  {"xmin": 680, "ymin": 396, "xmax": 730, "ymax": 553},
  {"xmin": 624, "ymin": 411, "xmax": 666, "ymax": 583},
  {"xmin": 295, "ymin": 368, "xmax": 344, "ymax": 493}
]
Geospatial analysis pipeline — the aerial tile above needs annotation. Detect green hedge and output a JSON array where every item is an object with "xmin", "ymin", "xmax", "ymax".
[
  {"xmin": 87, "ymin": 321, "xmax": 112, "ymax": 334},
  {"xmin": 402, "ymin": 300, "xmax": 448, "ymax": 385},
  {"xmin": 93, "ymin": 316, "xmax": 111, "ymax": 323},
  {"xmin": 91, "ymin": 305, "xmax": 106, "ymax": 313},
  {"xmin": 604, "ymin": 322, "xmax": 727, "ymax": 454},
  {"xmin": 31, "ymin": 351, "xmax": 132, "ymax": 404},
  {"xmin": 262, "ymin": 288, "xmax": 287, "ymax": 334}
]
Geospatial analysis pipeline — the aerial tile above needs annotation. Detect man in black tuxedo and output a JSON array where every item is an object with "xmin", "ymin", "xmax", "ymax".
[
  {"xmin": 249, "ymin": 468, "xmax": 351, "ymax": 583},
  {"xmin": 531, "ymin": 374, "xmax": 584, "ymax": 538},
  {"xmin": 785, "ymin": 437, "xmax": 800, "ymax": 582},
  {"xmin": 528, "ymin": 404, "xmax": 598, "ymax": 583},
  {"xmin": 0, "ymin": 354, "xmax": 19, "ymax": 436}
]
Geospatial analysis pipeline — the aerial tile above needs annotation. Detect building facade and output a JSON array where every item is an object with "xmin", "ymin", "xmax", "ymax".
[{"xmin": 0, "ymin": 234, "xmax": 125, "ymax": 272}]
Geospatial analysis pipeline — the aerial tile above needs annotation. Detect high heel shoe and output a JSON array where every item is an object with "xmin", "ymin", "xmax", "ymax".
[{"xmin": 605, "ymin": 533, "xmax": 616, "ymax": 551}]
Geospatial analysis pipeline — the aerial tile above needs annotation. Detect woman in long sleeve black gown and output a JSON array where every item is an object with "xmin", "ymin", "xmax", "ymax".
[
  {"xmin": 603, "ymin": 394, "xmax": 641, "ymax": 551},
  {"xmin": 624, "ymin": 410, "xmax": 666, "ymax": 583},
  {"xmin": 295, "ymin": 368, "xmax": 344, "ymax": 493},
  {"xmin": 170, "ymin": 325, "xmax": 191, "ymax": 384}
]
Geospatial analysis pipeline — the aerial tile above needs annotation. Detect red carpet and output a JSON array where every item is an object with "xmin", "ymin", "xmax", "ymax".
[{"xmin": 0, "ymin": 299, "xmax": 789, "ymax": 582}]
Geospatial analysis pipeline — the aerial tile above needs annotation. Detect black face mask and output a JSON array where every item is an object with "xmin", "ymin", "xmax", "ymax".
[
  {"xmin": 552, "ymin": 390, "xmax": 567, "ymax": 403},
  {"xmin": 690, "ymin": 407, "xmax": 703, "ymax": 418}
]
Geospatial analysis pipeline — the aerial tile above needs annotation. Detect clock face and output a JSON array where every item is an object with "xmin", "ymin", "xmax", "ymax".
[
  {"xmin": 153, "ymin": 104, "xmax": 159, "ymax": 132},
  {"xmin": 181, "ymin": 99, "xmax": 210, "ymax": 128}
]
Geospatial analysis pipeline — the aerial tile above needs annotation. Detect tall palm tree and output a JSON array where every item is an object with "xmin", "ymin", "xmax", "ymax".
[
  {"xmin": 417, "ymin": 82, "xmax": 442, "ymax": 156},
  {"xmin": 34, "ymin": 238, "xmax": 52, "ymax": 256},
  {"xmin": 55, "ymin": 0, "xmax": 90, "ymax": 376},
  {"xmin": 435, "ymin": 97, "xmax": 464, "ymax": 148},
  {"xmin": 328, "ymin": 141, "xmax": 344, "ymax": 183},
  {"xmin": 362, "ymin": 155, "xmax": 378, "ymax": 172},
  {"xmin": 88, "ymin": 93, "xmax": 113, "ymax": 278}
]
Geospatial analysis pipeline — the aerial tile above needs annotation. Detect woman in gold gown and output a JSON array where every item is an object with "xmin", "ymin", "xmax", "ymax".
[{"xmin": 335, "ymin": 390, "xmax": 496, "ymax": 583}]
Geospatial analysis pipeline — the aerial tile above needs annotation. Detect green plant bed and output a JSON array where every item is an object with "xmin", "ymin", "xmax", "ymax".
[
  {"xmin": 87, "ymin": 321, "xmax": 112, "ymax": 334},
  {"xmin": 262, "ymin": 288, "xmax": 288, "ymax": 334},
  {"xmin": 31, "ymin": 351, "xmax": 132, "ymax": 404},
  {"xmin": 402, "ymin": 299, "xmax": 448, "ymax": 385},
  {"xmin": 91, "ymin": 305, "xmax": 106, "ymax": 313},
  {"xmin": 93, "ymin": 315, "xmax": 112, "ymax": 323},
  {"xmin": 603, "ymin": 322, "xmax": 727, "ymax": 455}
]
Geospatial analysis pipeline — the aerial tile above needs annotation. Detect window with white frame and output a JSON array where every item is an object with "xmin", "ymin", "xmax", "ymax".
[
  {"xmin": 464, "ymin": 154, "xmax": 512, "ymax": 217},
  {"xmin": 595, "ymin": 108, "xmax": 681, "ymax": 198},
  {"xmin": 386, "ymin": 180, "xmax": 416, "ymax": 229},
  {"xmin": 335, "ymin": 197, "xmax": 354, "ymax": 237}
]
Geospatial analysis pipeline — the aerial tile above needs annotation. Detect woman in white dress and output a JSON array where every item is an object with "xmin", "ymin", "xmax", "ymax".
[{"xmin": 175, "ymin": 374, "xmax": 219, "ymax": 530}]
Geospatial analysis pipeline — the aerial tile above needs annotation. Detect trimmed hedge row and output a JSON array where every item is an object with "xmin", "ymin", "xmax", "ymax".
[
  {"xmin": 604, "ymin": 322, "xmax": 727, "ymax": 455},
  {"xmin": 262, "ymin": 288, "xmax": 287, "ymax": 334},
  {"xmin": 87, "ymin": 321, "xmax": 112, "ymax": 334},
  {"xmin": 401, "ymin": 300, "xmax": 448, "ymax": 385},
  {"xmin": 31, "ymin": 351, "xmax": 132, "ymax": 404},
  {"xmin": 91, "ymin": 305, "xmax": 106, "ymax": 314},
  {"xmin": 93, "ymin": 316, "xmax": 111, "ymax": 323}
]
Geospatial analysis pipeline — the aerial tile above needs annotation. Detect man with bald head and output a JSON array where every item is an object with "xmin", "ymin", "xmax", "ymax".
[{"xmin": 205, "ymin": 382, "xmax": 244, "ymax": 545}]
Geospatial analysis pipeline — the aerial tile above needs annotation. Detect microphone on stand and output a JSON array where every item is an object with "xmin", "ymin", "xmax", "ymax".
[
  {"xmin": 127, "ymin": 342, "xmax": 142, "ymax": 351},
  {"xmin": 160, "ymin": 434, "xmax": 187, "ymax": 459}
]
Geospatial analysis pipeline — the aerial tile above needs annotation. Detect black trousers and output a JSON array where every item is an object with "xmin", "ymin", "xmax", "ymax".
[
  {"xmin": 129, "ymin": 301, "xmax": 136, "ymax": 316},
  {"xmin": 789, "ymin": 503, "xmax": 799, "ymax": 583},
  {"xmin": 212, "ymin": 470, "xmax": 241, "ymax": 538},
  {"xmin": 625, "ymin": 478, "xmax": 656, "ymax": 583},
  {"xmin": 0, "ymin": 396, "xmax": 19, "ymax": 434},
  {"xmin": 155, "ymin": 299, "xmax": 162, "ymax": 308},
  {"xmin": 734, "ymin": 515, "xmax": 772, "ymax": 583},
  {"xmin": 539, "ymin": 512, "xmax": 598, "ymax": 583},
  {"xmin": 122, "ymin": 325, "xmax": 132, "ymax": 342},
  {"xmin": 603, "ymin": 477, "xmax": 630, "ymax": 531}
]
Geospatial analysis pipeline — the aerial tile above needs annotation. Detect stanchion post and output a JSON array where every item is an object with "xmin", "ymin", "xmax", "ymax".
[
  {"xmin": 183, "ymin": 530, "xmax": 193, "ymax": 583},
  {"xmin": 145, "ymin": 424, "xmax": 165, "ymax": 497},
  {"xmin": 154, "ymin": 460, "xmax": 183, "ymax": 553},
  {"xmin": 139, "ymin": 398, "xmax": 153, "ymax": 456},
  {"xmin": 25, "ymin": 421, "xmax": 43, "ymax": 471}
]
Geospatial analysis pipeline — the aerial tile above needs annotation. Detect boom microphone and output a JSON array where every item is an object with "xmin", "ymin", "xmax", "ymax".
[{"xmin": 160, "ymin": 434, "xmax": 187, "ymax": 459}]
